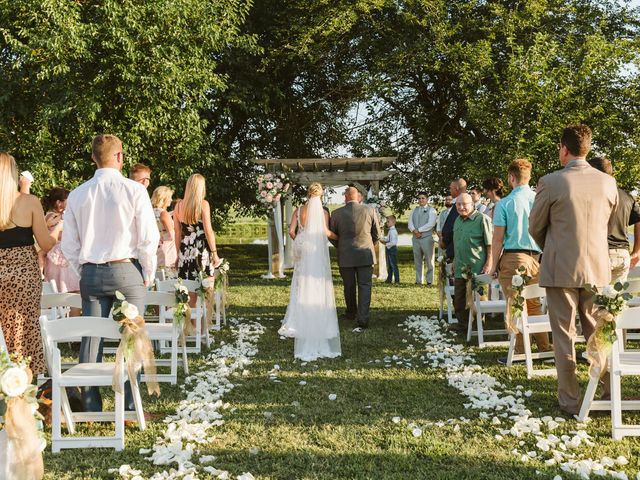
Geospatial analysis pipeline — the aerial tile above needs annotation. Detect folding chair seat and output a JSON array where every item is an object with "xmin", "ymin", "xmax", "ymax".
[
  {"xmin": 467, "ymin": 274, "xmax": 508, "ymax": 347},
  {"xmin": 504, "ymin": 284, "xmax": 555, "ymax": 378},
  {"xmin": 40, "ymin": 316, "xmax": 145, "ymax": 452}
]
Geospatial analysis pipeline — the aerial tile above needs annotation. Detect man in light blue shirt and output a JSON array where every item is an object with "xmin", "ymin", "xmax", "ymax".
[{"xmin": 489, "ymin": 159, "xmax": 551, "ymax": 361}]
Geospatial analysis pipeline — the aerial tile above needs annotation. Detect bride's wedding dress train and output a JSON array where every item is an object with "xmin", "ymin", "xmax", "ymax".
[{"xmin": 278, "ymin": 196, "xmax": 341, "ymax": 361}]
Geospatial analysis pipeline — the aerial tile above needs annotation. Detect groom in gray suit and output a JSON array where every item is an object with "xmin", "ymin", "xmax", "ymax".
[{"xmin": 330, "ymin": 185, "xmax": 382, "ymax": 331}]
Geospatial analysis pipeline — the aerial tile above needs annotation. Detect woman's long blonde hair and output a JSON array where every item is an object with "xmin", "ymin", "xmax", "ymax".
[
  {"xmin": 182, "ymin": 174, "xmax": 206, "ymax": 224},
  {"xmin": 0, "ymin": 152, "xmax": 19, "ymax": 231}
]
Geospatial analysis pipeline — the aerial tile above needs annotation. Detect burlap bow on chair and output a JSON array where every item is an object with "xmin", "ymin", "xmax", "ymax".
[
  {"xmin": 112, "ymin": 316, "xmax": 160, "ymax": 396},
  {"xmin": 586, "ymin": 307, "xmax": 616, "ymax": 379}
]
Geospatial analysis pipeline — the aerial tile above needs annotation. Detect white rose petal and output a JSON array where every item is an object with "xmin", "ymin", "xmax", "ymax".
[
  {"xmin": 412, "ymin": 427, "xmax": 422, "ymax": 437},
  {"xmin": 328, "ymin": 394, "xmax": 337, "ymax": 401},
  {"xmin": 392, "ymin": 416, "xmax": 401, "ymax": 424}
]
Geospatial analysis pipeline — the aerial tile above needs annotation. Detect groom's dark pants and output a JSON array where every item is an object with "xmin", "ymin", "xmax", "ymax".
[{"xmin": 339, "ymin": 265, "xmax": 373, "ymax": 327}]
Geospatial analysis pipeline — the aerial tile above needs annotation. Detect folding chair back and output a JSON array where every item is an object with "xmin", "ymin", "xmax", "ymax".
[
  {"xmin": 629, "ymin": 266, "xmax": 640, "ymax": 279},
  {"xmin": 521, "ymin": 283, "xmax": 546, "ymax": 300},
  {"xmin": 41, "ymin": 292, "xmax": 83, "ymax": 310},
  {"xmin": 156, "ymin": 278, "xmax": 200, "ymax": 293},
  {"xmin": 155, "ymin": 279, "xmax": 207, "ymax": 352}
]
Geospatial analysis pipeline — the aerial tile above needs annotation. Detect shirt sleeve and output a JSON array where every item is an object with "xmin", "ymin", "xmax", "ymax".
[
  {"xmin": 492, "ymin": 200, "xmax": 507, "ymax": 227},
  {"xmin": 135, "ymin": 188, "xmax": 161, "ymax": 283},
  {"xmin": 483, "ymin": 214, "xmax": 493, "ymax": 246},
  {"xmin": 60, "ymin": 199, "xmax": 81, "ymax": 276},
  {"xmin": 407, "ymin": 208, "xmax": 416, "ymax": 232},
  {"xmin": 629, "ymin": 199, "xmax": 640, "ymax": 226},
  {"xmin": 418, "ymin": 207, "xmax": 437, "ymax": 233}
]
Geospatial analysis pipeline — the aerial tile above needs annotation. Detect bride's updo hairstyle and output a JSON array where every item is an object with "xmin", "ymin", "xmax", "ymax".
[{"xmin": 307, "ymin": 182, "xmax": 323, "ymax": 198}]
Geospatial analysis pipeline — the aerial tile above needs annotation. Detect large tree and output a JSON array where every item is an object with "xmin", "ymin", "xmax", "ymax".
[{"xmin": 0, "ymin": 0, "xmax": 257, "ymax": 222}]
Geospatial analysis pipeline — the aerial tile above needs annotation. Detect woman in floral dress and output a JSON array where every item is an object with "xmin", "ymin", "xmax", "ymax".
[{"xmin": 173, "ymin": 174, "xmax": 222, "ymax": 281}]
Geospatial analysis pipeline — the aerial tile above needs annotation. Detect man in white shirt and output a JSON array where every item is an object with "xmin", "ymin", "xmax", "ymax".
[
  {"xmin": 470, "ymin": 187, "xmax": 487, "ymax": 214},
  {"xmin": 408, "ymin": 192, "xmax": 437, "ymax": 284},
  {"xmin": 62, "ymin": 134, "xmax": 159, "ymax": 413}
]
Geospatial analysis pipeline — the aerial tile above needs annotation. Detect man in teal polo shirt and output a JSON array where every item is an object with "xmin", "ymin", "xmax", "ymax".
[
  {"xmin": 489, "ymin": 159, "xmax": 551, "ymax": 362},
  {"xmin": 452, "ymin": 192, "xmax": 493, "ymax": 331}
]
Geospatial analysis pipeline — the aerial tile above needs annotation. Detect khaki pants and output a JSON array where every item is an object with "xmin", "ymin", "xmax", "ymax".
[
  {"xmin": 546, "ymin": 287, "xmax": 609, "ymax": 413},
  {"xmin": 609, "ymin": 248, "xmax": 631, "ymax": 283},
  {"xmin": 498, "ymin": 252, "xmax": 551, "ymax": 353}
]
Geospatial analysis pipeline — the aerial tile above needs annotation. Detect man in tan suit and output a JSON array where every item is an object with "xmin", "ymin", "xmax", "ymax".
[{"xmin": 529, "ymin": 124, "xmax": 618, "ymax": 415}]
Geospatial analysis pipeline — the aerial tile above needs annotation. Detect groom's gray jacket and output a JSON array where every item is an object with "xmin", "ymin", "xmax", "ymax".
[{"xmin": 329, "ymin": 202, "xmax": 381, "ymax": 268}]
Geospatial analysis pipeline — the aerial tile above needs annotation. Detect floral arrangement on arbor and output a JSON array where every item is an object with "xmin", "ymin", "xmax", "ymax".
[
  {"xmin": 584, "ymin": 281, "xmax": 632, "ymax": 378},
  {"xmin": 111, "ymin": 291, "xmax": 159, "ymax": 395},
  {"xmin": 505, "ymin": 266, "xmax": 531, "ymax": 334},
  {"xmin": 364, "ymin": 195, "xmax": 388, "ymax": 225},
  {"xmin": 0, "ymin": 349, "xmax": 44, "ymax": 479},
  {"xmin": 256, "ymin": 173, "xmax": 290, "ymax": 209}
]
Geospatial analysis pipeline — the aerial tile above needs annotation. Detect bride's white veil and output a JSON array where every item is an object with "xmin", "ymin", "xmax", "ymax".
[{"xmin": 280, "ymin": 194, "xmax": 341, "ymax": 360}]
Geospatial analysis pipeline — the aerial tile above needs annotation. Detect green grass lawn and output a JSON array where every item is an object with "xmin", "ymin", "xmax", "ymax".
[{"xmin": 42, "ymin": 245, "xmax": 640, "ymax": 479}]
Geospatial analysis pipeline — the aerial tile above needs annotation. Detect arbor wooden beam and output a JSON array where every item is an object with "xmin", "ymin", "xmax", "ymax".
[{"xmin": 289, "ymin": 171, "xmax": 391, "ymax": 185}]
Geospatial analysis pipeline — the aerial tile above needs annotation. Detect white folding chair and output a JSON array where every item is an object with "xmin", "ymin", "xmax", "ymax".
[
  {"xmin": 577, "ymin": 307, "xmax": 640, "ymax": 440},
  {"xmin": 143, "ymin": 291, "xmax": 188, "ymax": 384},
  {"xmin": 467, "ymin": 274, "xmax": 508, "ymax": 347},
  {"xmin": 505, "ymin": 284, "xmax": 556, "ymax": 378},
  {"xmin": 629, "ymin": 266, "xmax": 640, "ymax": 279},
  {"xmin": 156, "ymin": 279, "xmax": 209, "ymax": 352},
  {"xmin": 40, "ymin": 316, "xmax": 146, "ymax": 452}
]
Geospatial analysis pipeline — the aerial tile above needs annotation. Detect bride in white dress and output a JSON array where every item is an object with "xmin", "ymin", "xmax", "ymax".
[{"xmin": 278, "ymin": 183, "xmax": 341, "ymax": 361}]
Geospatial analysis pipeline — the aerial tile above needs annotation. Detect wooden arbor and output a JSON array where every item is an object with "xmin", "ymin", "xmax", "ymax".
[{"xmin": 252, "ymin": 157, "xmax": 396, "ymax": 277}]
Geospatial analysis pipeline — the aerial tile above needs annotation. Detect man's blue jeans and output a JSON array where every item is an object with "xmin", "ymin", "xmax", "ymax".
[{"xmin": 79, "ymin": 261, "xmax": 146, "ymax": 412}]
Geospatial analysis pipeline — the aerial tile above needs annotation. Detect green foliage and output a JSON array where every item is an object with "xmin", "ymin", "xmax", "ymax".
[
  {"xmin": 1, "ymin": 0, "xmax": 639, "ymax": 217},
  {"xmin": 0, "ymin": 0, "xmax": 258, "ymax": 223}
]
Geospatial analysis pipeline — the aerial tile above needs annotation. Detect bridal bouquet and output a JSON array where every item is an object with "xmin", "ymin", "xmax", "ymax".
[
  {"xmin": 256, "ymin": 173, "xmax": 290, "ymax": 209},
  {"xmin": 0, "ymin": 349, "xmax": 44, "ymax": 479},
  {"xmin": 584, "ymin": 281, "xmax": 632, "ymax": 378}
]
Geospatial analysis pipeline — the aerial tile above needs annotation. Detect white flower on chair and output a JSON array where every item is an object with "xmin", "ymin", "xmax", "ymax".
[
  {"xmin": 0, "ymin": 366, "xmax": 29, "ymax": 397},
  {"xmin": 121, "ymin": 302, "xmax": 139, "ymax": 320},
  {"xmin": 511, "ymin": 274, "xmax": 524, "ymax": 287},
  {"xmin": 201, "ymin": 277, "xmax": 212, "ymax": 289},
  {"xmin": 601, "ymin": 285, "xmax": 617, "ymax": 298}
]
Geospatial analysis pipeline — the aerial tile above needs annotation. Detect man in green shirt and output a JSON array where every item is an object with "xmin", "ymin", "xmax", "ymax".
[{"xmin": 452, "ymin": 192, "xmax": 493, "ymax": 331}]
